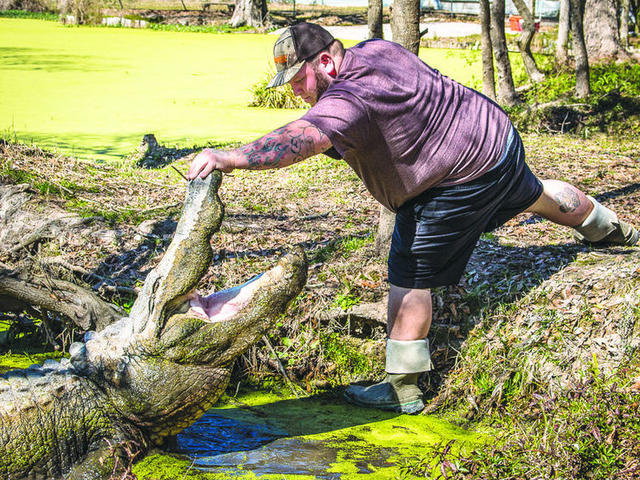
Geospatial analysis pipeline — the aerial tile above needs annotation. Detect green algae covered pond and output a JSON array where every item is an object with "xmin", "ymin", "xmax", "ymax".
[
  {"xmin": 135, "ymin": 389, "xmax": 481, "ymax": 479},
  {"xmin": 1, "ymin": 17, "xmax": 484, "ymax": 163}
]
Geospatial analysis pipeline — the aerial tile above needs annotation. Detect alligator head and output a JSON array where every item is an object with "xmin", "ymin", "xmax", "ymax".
[{"xmin": 0, "ymin": 172, "xmax": 307, "ymax": 479}]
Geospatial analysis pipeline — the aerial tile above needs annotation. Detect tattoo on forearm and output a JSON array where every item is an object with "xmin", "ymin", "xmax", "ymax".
[
  {"xmin": 554, "ymin": 187, "xmax": 581, "ymax": 213},
  {"xmin": 239, "ymin": 122, "xmax": 329, "ymax": 169}
]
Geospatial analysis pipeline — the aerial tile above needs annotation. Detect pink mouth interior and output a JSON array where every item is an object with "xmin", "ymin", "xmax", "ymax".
[{"xmin": 187, "ymin": 275, "xmax": 262, "ymax": 323}]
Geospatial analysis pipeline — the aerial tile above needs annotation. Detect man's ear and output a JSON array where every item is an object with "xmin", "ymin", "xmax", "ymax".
[{"xmin": 319, "ymin": 53, "xmax": 337, "ymax": 77}]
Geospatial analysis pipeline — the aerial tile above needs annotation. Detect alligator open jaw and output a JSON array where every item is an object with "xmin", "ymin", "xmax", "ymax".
[{"xmin": 0, "ymin": 171, "xmax": 307, "ymax": 480}]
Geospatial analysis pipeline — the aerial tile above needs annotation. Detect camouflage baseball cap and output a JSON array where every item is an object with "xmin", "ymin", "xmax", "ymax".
[{"xmin": 267, "ymin": 22, "xmax": 335, "ymax": 89}]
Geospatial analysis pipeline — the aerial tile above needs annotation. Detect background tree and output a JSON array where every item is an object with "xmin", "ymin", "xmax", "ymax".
[
  {"xmin": 512, "ymin": 0, "xmax": 545, "ymax": 82},
  {"xmin": 620, "ymin": 0, "xmax": 630, "ymax": 49},
  {"xmin": 368, "ymin": 0, "xmax": 383, "ymax": 39},
  {"xmin": 390, "ymin": 0, "xmax": 420, "ymax": 54},
  {"xmin": 490, "ymin": 0, "xmax": 520, "ymax": 105},
  {"xmin": 555, "ymin": 0, "xmax": 570, "ymax": 65},
  {"xmin": 229, "ymin": 0, "xmax": 267, "ymax": 28},
  {"xmin": 570, "ymin": 0, "xmax": 590, "ymax": 97},
  {"xmin": 479, "ymin": 0, "xmax": 496, "ymax": 99},
  {"xmin": 583, "ymin": 0, "xmax": 631, "ymax": 60},
  {"xmin": 375, "ymin": 0, "xmax": 420, "ymax": 256}
]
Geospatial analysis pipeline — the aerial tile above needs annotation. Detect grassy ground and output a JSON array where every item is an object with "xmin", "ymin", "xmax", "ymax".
[{"xmin": 2, "ymin": 128, "xmax": 639, "ymax": 477}]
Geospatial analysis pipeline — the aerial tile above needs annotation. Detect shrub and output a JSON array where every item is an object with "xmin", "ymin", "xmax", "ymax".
[
  {"xmin": 248, "ymin": 66, "xmax": 307, "ymax": 109},
  {"xmin": 59, "ymin": 0, "xmax": 102, "ymax": 24},
  {"xmin": 0, "ymin": 0, "xmax": 53, "ymax": 12}
]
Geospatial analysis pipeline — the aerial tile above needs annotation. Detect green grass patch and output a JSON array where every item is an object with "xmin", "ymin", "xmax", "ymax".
[
  {"xmin": 249, "ymin": 66, "xmax": 308, "ymax": 109},
  {"xmin": 0, "ymin": 9, "xmax": 57, "ymax": 20},
  {"xmin": 521, "ymin": 62, "xmax": 640, "ymax": 104}
]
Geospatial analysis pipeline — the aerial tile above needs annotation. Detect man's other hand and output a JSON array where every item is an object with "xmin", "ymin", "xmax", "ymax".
[{"xmin": 186, "ymin": 148, "xmax": 236, "ymax": 180}]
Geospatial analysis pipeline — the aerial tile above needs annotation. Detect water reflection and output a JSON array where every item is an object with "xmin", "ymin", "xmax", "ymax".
[{"xmin": 176, "ymin": 412, "xmax": 342, "ymax": 478}]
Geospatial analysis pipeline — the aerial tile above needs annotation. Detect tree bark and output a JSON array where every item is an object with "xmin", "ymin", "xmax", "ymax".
[
  {"xmin": 583, "ymin": 0, "xmax": 627, "ymax": 61},
  {"xmin": 479, "ymin": 0, "xmax": 496, "ymax": 99},
  {"xmin": 375, "ymin": 0, "xmax": 420, "ymax": 257},
  {"xmin": 368, "ymin": 0, "xmax": 384, "ymax": 39},
  {"xmin": 374, "ymin": 207, "xmax": 396, "ymax": 256},
  {"xmin": 391, "ymin": 0, "xmax": 421, "ymax": 54},
  {"xmin": 621, "ymin": 0, "xmax": 630, "ymax": 48},
  {"xmin": 229, "ymin": 0, "xmax": 267, "ymax": 28},
  {"xmin": 490, "ymin": 0, "xmax": 520, "ymax": 106},
  {"xmin": 570, "ymin": 0, "xmax": 591, "ymax": 98},
  {"xmin": 0, "ymin": 266, "xmax": 123, "ymax": 331},
  {"xmin": 555, "ymin": 0, "xmax": 570, "ymax": 65},
  {"xmin": 512, "ymin": 0, "xmax": 545, "ymax": 83}
]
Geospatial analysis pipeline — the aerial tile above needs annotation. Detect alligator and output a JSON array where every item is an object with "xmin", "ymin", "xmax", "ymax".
[{"xmin": 0, "ymin": 171, "xmax": 307, "ymax": 480}]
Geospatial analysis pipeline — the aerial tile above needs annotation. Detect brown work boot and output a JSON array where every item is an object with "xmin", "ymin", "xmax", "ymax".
[{"xmin": 344, "ymin": 373, "xmax": 425, "ymax": 414}]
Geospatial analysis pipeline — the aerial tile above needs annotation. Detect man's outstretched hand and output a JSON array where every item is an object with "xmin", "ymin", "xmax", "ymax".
[{"xmin": 186, "ymin": 148, "xmax": 237, "ymax": 180}]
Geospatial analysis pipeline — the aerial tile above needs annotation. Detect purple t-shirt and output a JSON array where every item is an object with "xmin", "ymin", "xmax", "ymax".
[{"xmin": 302, "ymin": 39, "xmax": 512, "ymax": 212}]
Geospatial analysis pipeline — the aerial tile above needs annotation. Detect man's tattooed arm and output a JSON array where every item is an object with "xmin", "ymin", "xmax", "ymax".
[
  {"xmin": 186, "ymin": 120, "xmax": 332, "ymax": 179},
  {"xmin": 234, "ymin": 120, "xmax": 332, "ymax": 169}
]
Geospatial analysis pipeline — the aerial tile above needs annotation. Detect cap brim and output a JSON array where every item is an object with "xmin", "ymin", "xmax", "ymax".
[{"xmin": 266, "ymin": 61, "xmax": 304, "ymax": 89}]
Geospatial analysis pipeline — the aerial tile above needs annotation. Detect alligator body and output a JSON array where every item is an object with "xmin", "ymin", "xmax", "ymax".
[{"xmin": 0, "ymin": 172, "xmax": 307, "ymax": 480}]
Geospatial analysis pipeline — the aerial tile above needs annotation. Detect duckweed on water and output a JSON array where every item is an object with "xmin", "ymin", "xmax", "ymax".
[{"xmin": 134, "ymin": 389, "xmax": 482, "ymax": 479}]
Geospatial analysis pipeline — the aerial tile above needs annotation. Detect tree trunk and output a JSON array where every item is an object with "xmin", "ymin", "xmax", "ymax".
[
  {"xmin": 556, "ymin": 0, "xmax": 570, "ymax": 65},
  {"xmin": 375, "ymin": 207, "xmax": 396, "ymax": 256},
  {"xmin": 583, "ymin": 0, "xmax": 627, "ymax": 61},
  {"xmin": 368, "ymin": 0, "xmax": 384, "ymax": 39},
  {"xmin": 375, "ymin": 0, "xmax": 420, "ymax": 257},
  {"xmin": 391, "ymin": 0, "xmax": 421, "ymax": 54},
  {"xmin": 511, "ymin": 0, "xmax": 545, "ymax": 83},
  {"xmin": 479, "ymin": 0, "xmax": 496, "ymax": 100},
  {"xmin": 620, "ymin": 0, "xmax": 630, "ymax": 48},
  {"xmin": 490, "ymin": 0, "xmax": 520, "ymax": 106},
  {"xmin": 570, "ymin": 0, "xmax": 591, "ymax": 98},
  {"xmin": 229, "ymin": 0, "xmax": 267, "ymax": 28}
]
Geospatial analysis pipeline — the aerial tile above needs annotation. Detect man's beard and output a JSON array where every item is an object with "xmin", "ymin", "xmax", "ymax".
[{"xmin": 311, "ymin": 66, "xmax": 330, "ymax": 105}]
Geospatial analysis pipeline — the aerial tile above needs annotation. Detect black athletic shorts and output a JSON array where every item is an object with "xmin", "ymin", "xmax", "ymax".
[{"xmin": 388, "ymin": 127, "xmax": 543, "ymax": 289}]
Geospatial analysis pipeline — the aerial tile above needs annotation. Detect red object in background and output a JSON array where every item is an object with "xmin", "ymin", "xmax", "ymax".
[
  {"xmin": 509, "ymin": 15, "xmax": 522, "ymax": 31},
  {"xmin": 509, "ymin": 15, "xmax": 541, "ymax": 32}
]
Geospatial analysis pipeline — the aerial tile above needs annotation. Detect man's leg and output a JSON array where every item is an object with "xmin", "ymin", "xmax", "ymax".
[
  {"xmin": 526, "ymin": 180, "xmax": 638, "ymax": 245},
  {"xmin": 344, "ymin": 285, "xmax": 432, "ymax": 414},
  {"xmin": 387, "ymin": 285, "xmax": 432, "ymax": 340}
]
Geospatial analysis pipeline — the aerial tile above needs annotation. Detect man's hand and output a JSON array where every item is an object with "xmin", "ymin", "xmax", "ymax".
[{"xmin": 186, "ymin": 149, "xmax": 237, "ymax": 180}]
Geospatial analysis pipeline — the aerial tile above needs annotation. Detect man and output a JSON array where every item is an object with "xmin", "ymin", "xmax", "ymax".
[{"xmin": 186, "ymin": 22, "xmax": 638, "ymax": 414}]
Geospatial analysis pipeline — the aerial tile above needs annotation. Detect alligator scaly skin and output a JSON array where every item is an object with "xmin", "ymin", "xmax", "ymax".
[{"xmin": 0, "ymin": 172, "xmax": 308, "ymax": 479}]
